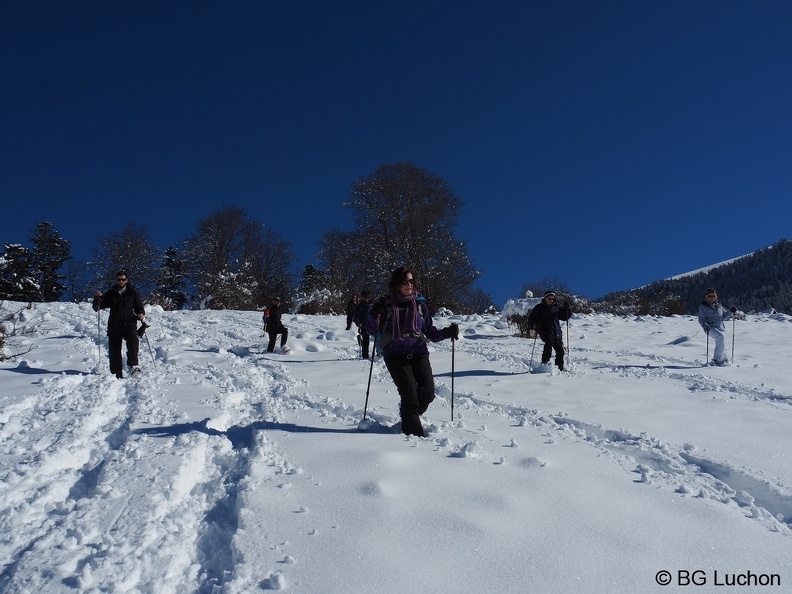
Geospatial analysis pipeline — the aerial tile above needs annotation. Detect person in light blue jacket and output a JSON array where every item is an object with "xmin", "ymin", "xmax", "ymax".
[{"xmin": 698, "ymin": 288, "xmax": 737, "ymax": 366}]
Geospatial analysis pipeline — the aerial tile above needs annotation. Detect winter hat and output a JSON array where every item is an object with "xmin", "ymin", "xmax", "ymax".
[
  {"xmin": 705, "ymin": 288, "xmax": 717, "ymax": 297},
  {"xmin": 543, "ymin": 291, "xmax": 556, "ymax": 299}
]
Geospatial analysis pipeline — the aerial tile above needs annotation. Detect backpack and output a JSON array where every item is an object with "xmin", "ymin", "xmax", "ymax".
[{"xmin": 374, "ymin": 296, "xmax": 430, "ymax": 354}]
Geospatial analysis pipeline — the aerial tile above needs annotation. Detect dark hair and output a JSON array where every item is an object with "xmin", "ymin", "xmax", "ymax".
[
  {"xmin": 116, "ymin": 270, "xmax": 128, "ymax": 278},
  {"xmin": 388, "ymin": 266, "xmax": 417, "ymax": 291}
]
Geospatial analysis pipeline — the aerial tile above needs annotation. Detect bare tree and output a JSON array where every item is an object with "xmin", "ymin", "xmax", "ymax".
[
  {"xmin": 183, "ymin": 207, "xmax": 295, "ymax": 310},
  {"xmin": 64, "ymin": 258, "xmax": 94, "ymax": 302},
  {"xmin": 91, "ymin": 223, "xmax": 161, "ymax": 295},
  {"xmin": 460, "ymin": 287, "xmax": 495, "ymax": 315},
  {"xmin": 344, "ymin": 162, "xmax": 479, "ymax": 308},
  {"xmin": 521, "ymin": 276, "xmax": 572, "ymax": 301}
]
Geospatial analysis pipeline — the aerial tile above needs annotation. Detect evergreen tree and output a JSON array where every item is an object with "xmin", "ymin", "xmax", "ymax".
[
  {"xmin": 595, "ymin": 239, "xmax": 792, "ymax": 315},
  {"xmin": 29, "ymin": 221, "xmax": 71, "ymax": 302},
  {"xmin": 150, "ymin": 247, "xmax": 190, "ymax": 310},
  {"xmin": 0, "ymin": 244, "xmax": 38, "ymax": 302}
]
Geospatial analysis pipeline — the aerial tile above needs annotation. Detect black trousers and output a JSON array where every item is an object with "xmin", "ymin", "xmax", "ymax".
[
  {"xmin": 108, "ymin": 326, "xmax": 139, "ymax": 378},
  {"xmin": 541, "ymin": 338, "xmax": 565, "ymax": 369},
  {"xmin": 384, "ymin": 353, "xmax": 435, "ymax": 436},
  {"xmin": 360, "ymin": 332, "xmax": 370, "ymax": 358},
  {"xmin": 267, "ymin": 328, "xmax": 288, "ymax": 352}
]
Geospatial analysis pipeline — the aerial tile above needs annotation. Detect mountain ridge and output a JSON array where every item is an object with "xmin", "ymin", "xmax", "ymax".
[{"xmin": 594, "ymin": 238, "xmax": 791, "ymax": 315}]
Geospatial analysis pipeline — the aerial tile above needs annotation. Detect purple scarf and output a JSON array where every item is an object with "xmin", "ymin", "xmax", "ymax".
[{"xmin": 389, "ymin": 290, "xmax": 420, "ymax": 341}]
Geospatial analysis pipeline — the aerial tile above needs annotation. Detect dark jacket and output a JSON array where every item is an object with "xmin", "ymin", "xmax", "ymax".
[
  {"xmin": 366, "ymin": 295, "xmax": 448, "ymax": 358},
  {"xmin": 527, "ymin": 301, "xmax": 572, "ymax": 341},
  {"xmin": 93, "ymin": 283, "xmax": 145, "ymax": 334},
  {"xmin": 345, "ymin": 298, "xmax": 358, "ymax": 320},
  {"xmin": 353, "ymin": 300, "xmax": 371, "ymax": 330},
  {"xmin": 265, "ymin": 303, "xmax": 286, "ymax": 332}
]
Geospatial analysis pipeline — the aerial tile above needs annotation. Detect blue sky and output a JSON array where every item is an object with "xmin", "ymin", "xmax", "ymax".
[{"xmin": 2, "ymin": 1, "xmax": 791, "ymax": 304}]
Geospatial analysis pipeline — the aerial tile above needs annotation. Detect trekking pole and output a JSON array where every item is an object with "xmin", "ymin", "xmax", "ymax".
[
  {"xmin": 706, "ymin": 330, "xmax": 709, "ymax": 362},
  {"xmin": 731, "ymin": 316, "xmax": 736, "ymax": 361},
  {"xmin": 529, "ymin": 333, "xmax": 537, "ymax": 370},
  {"xmin": 363, "ymin": 320, "xmax": 379, "ymax": 422},
  {"xmin": 450, "ymin": 337, "xmax": 456, "ymax": 422},
  {"xmin": 138, "ymin": 322, "xmax": 157, "ymax": 371},
  {"xmin": 97, "ymin": 305, "xmax": 102, "ymax": 370},
  {"xmin": 566, "ymin": 318, "xmax": 571, "ymax": 368}
]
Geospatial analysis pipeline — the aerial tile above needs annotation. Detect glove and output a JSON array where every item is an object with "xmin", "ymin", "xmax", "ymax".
[
  {"xmin": 702, "ymin": 325, "xmax": 709, "ymax": 334},
  {"xmin": 443, "ymin": 323, "xmax": 459, "ymax": 340},
  {"xmin": 137, "ymin": 321, "xmax": 150, "ymax": 338},
  {"xmin": 730, "ymin": 307, "xmax": 737, "ymax": 313}
]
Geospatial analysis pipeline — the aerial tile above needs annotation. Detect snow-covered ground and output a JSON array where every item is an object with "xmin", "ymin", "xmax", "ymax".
[{"xmin": 1, "ymin": 301, "xmax": 791, "ymax": 593}]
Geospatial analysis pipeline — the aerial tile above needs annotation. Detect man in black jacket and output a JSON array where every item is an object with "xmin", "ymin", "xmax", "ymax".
[
  {"xmin": 353, "ymin": 290, "xmax": 373, "ymax": 359},
  {"xmin": 527, "ymin": 290, "xmax": 572, "ymax": 371},
  {"xmin": 93, "ymin": 271, "xmax": 146, "ymax": 378}
]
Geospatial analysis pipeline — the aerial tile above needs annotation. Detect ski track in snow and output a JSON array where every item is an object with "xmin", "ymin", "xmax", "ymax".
[{"xmin": 1, "ymin": 305, "xmax": 790, "ymax": 592}]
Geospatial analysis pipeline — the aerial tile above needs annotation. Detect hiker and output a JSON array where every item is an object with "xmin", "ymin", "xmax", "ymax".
[
  {"xmin": 345, "ymin": 292, "xmax": 359, "ymax": 330},
  {"xmin": 527, "ymin": 290, "xmax": 572, "ymax": 371},
  {"xmin": 93, "ymin": 270, "xmax": 146, "ymax": 379},
  {"xmin": 368, "ymin": 267, "xmax": 458, "ymax": 437},
  {"xmin": 264, "ymin": 297, "xmax": 290, "ymax": 353},
  {"xmin": 353, "ymin": 290, "xmax": 373, "ymax": 359},
  {"xmin": 698, "ymin": 288, "xmax": 737, "ymax": 366}
]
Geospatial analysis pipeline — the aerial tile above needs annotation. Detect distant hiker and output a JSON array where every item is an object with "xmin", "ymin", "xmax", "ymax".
[
  {"xmin": 368, "ymin": 267, "xmax": 458, "ymax": 437},
  {"xmin": 353, "ymin": 290, "xmax": 373, "ymax": 359},
  {"xmin": 345, "ymin": 292, "xmax": 359, "ymax": 330},
  {"xmin": 698, "ymin": 288, "xmax": 736, "ymax": 366},
  {"xmin": 527, "ymin": 290, "xmax": 572, "ymax": 371},
  {"xmin": 265, "ymin": 297, "xmax": 290, "ymax": 353},
  {"xmin": 93, "ymin": 270, "xmax": 146, "ymax": 379}
]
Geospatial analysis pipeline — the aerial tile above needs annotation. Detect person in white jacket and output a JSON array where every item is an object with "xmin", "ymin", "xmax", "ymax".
[{"xmin": 698, "ymin": 288, "xmax": 737, "ymax": 366}]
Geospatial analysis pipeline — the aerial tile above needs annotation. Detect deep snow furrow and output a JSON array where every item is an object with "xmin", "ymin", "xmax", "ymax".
[
  {"xmin": 583, "ymin": 358, "xmax": 792, "ymax": 407},
  {"xmin": 425, "ymin": 331, "xmax": 792, "ymax": 536},
  {"xmin": 132, "ymin": 339, "xmax": 310, "ymax": 593},
  {"xmin": 0, "ymin": 374, "xmax": 130, "ymax": 577},
  {"xmin": 679, "ymin": 453, "xmax": 792, "ymax": 528},
  {"xmin": 546, "ymin": 416, "xmax": 792, "ymax": 534}
]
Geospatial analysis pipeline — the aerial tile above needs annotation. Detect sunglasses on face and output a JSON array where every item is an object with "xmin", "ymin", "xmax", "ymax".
[
  {"xmin": 401, "ymin": 278, "xmax": 415, "ymax": 286},
  {"xmin": 116, "ymin": 278, "xmax": 127, "ymax": 282}
]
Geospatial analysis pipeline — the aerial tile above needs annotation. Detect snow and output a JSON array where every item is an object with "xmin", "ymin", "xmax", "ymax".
[
  {"xmin": 1, "ymin": 300, "xmax": 791, "ymax": 593},
  {"xmin": 667, "ymin": 252, "xmax": 753, "ymax": 280}
]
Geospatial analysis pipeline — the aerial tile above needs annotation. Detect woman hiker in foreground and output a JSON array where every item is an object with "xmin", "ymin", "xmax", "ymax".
[{"xmin": 368, "ymin": 267, "xmax": 459, "ymax": 437}]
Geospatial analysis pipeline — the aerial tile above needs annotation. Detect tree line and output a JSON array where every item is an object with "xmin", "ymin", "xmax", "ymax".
[
  {"xmin": 589, "ymin": 239, "xmax": 792, "ymax": 315},
  {"xmin": 1, "ymin": 163, "xmax": 490, "ymax": 315}
]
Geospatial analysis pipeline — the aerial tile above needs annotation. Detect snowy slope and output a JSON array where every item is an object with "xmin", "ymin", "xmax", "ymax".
[{"xmin": 1, "ymin": 302, "xmax": 790, "ymax": 593}]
